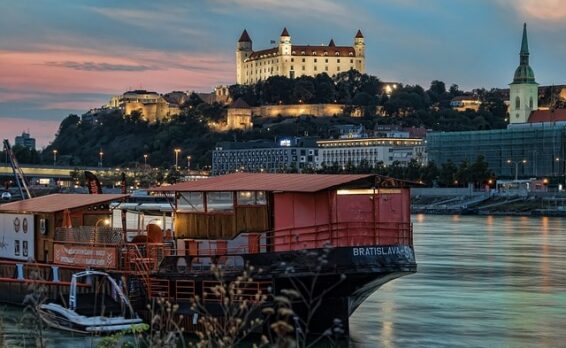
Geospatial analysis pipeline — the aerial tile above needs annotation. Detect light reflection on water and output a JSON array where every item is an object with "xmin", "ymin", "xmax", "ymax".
[
  {"xmin": 350, "ymin": 214, "xmax": 566, "ymax": 348},
  {"xmin": 1, "ymin": 215, "xmax": 564, "ymax": 347}
]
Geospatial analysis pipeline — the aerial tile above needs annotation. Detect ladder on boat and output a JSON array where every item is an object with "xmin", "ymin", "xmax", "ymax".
[{"xmin": 126, "ymin": 244, "xmax": 169, "ymax": 299}]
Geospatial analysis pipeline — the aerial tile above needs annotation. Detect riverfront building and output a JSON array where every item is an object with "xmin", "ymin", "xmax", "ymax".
[
  {"xmin": 212, "ymin": 136, "xmax": 425, "ymax": 175},
  {"xmin": 236, "ymin": 28, "xmax": 365, "ymax": 85}
]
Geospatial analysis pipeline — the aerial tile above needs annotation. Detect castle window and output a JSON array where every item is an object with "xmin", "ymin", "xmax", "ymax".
[
  {"xmin": 325, "ymin": 66, "xmax": 328, "ymax": 71},
  {"xmin": 337, "ymin": 66, "xmax": 340, "ymax": 71},
  {"xmin": 529, "ymin": 97, "xmax": 533, "ymax": 109},
  {"xmin": 349, "ymin": 52, "xmax": 354, "ymax": 56},
  {"xmin": 301, "ymin": 51, "xmax": 305, "ymax": 55},
  {"xmin": 337, "ymin": 59, "xmax": 340, "ymax": 63},
  {"xmin": 335, "ymin": 52, "xmax": 340, "ymax": 56},
  {"xmin": 291, "ymin": 66, "xmax": 294, "ymax": 70},
  {"xmin": 302, "ymin": 58, "xmax": 305, "ymax": 62},
  {"xmin": 350, "ymin": 59, "xmax": 354, "ymax": 63},
  {"xmin": 314, "ymin": 66, "xmax": 317, "ymax": 71},
  {"xmin": 515, "ymin": 96, "xmax": 520, "ymax": 109},
  {"xmin": 302, "ymin": 66, "xmax": 305, "ymax": 71},
  {"xmin": 292, "ymin": 51, "xmax": 296, "ymax": 54},
  {"xmin": 312, "ymin": 51, "xmax": 317, "ymax": 56},
  {"xmin": 325, "ymin": 58, "xmax": 328, "ymax": 63},
  {"xmin": 291, "ymin": 58, "xmax": 294, "ymax": 62},
  {"xmin": 324, "ymin": 51, "xmax": 328, "ymax": 56},
  {"xmin": 314, "ymin": 58, "xmax": 317, "ymax": 63}
]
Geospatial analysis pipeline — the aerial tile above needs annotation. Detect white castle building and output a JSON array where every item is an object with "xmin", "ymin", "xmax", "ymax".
[{"xmin": 236, "ymin": 28, "xmax": 365, "ymax": 85}]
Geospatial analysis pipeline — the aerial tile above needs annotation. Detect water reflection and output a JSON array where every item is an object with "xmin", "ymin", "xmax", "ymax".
[{"xmin": 351, "ymin": 215, "xmax": 566, "ymax": 348}]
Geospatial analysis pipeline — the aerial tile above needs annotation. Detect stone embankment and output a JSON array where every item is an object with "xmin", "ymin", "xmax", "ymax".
[{"xmin": 411, "ymin": 187, "xmax": 566, "ymax": 216}]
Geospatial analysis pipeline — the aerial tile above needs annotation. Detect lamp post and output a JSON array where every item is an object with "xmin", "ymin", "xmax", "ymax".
[
  {"xmin": 99, "ymin": 150, "xmax": 104, "ymax": 167},
  {"xmin": 174, "ymin": 148, "xmax": 181, "ymax": 170},
  {"xmin": 507, "ymin": 159, "xmax": 527, "ymax": 182},
  {"xmin": 144, "ymin": 154, "xmax": 148, "ymax": 168},
  {"xmin": 52, "ymin": 149, "xmax": 57, "ymax": 166},
  {"xmin": 187, "ymin": 155, "xmax": 191, "ymax": 171}
]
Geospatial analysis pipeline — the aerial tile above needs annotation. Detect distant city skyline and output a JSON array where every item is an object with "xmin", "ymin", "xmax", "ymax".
[{"xmin": 1, "ymin": 0, "xmax": 565, "ymax": 147}]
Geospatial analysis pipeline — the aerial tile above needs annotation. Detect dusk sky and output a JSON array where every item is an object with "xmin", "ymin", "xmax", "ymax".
[{"xmin": 1, "ymin": 0, "xmax": 565, "ymax": 147}]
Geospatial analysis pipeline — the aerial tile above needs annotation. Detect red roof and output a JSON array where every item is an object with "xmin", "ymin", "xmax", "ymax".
[
  {"xmin": 247, "ymin": 45, "xmax": 356, "ymax": 61},
  {"xmin": 528, "ymin": 109, "xmax": 566, "ymax": 123},
  {"xmin": 0, "ymin": 194, "xmax": 129, "ymax": 214},
  {"xmin": 151, "ymin": 173, "xmax": 374, "ymax": 193},
  {"xmin": 281, "ymin": 27, "xmax": 290, "ymax": 37},
  {"xmin": 355, "ymin": 29, "xmax": 364, "ymax": 38}
]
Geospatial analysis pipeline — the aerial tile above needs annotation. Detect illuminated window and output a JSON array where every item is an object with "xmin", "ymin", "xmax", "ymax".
[{"xmin": 207, "ymin": 192, "xmax": 234, "ymax": 212}]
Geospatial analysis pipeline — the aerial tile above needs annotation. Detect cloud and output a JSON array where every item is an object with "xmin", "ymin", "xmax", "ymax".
[
  {"xmin": 499, "ymin": 0, "xmax": 566, "ymax": 24},
  {"xmin": 44, "ymin": 61, "xmax": 156, "ymax": 72}
]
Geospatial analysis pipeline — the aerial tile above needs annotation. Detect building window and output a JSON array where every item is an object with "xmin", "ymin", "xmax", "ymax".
[
  {"xmin": 515, "ymin": 96, "xmax": 520, "ymax": 109},
  {"xmin": 350, "ymin": 59, "xmax": 354, "ymax": 63},
  {"xmin": 291, "ymin": 58, "xmax": 294, "ymax": 62},
  {"xmin": 529, "ymin": 97, "xmax": 533, "ymax": 109},
  {"xmin": 325, "ymin": 66, "xmax": 328, "ymax": 71},
  {"xmin": 302, "ymin": 58, "xmax": 305, "ymax": 62},
  {"xmin": 302, "ymin": 66, "xmax": 305, "ymax": 71},
  {"xmin": 291, "ymin": 66, "xmax": 294, "ymax": 70},
  {"xmin": 312, "ymin": 52, "xmax": 317, "ymax": 56},
  {"xmin": 337, "ymin": 59, "xmax": 340, "ymax": 63},
  {"xmin": 314, "ymin": 58, "xmax": 317, "ymax": 63},
  {"xmin": 337, "ymin": 66, "xmax": 340, "ymax": 71},
  {"xmin": 325, "ymin": 58, "xmax": 328, "ymax": 63},
  {"xmin": 314, "ymin": 66, "xmax": 317, "ymax": 71}
]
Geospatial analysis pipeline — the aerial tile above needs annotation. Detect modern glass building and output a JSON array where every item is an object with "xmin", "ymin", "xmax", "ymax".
[{"xmin": 427, "ymin": 122, "xmax": 566, "ymax": 179}]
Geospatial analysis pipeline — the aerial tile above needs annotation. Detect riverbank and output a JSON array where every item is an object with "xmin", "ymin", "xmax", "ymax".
[{"xmin": 411, "ymin": 188, "xmax": 566, "ymax": 216}]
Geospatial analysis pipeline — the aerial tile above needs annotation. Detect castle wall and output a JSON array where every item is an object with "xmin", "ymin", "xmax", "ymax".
[{"xmin": 252, "ymin": 103, "xmax": 345, "ymax": 118}]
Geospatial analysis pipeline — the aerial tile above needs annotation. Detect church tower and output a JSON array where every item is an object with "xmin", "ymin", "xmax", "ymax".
[
  {"xmin": 509, "ymin": 23, "xmax": 538, "ymax": 124},
  {"xmin": 236, "ymin": 29, "xmax": 252, "ymax": 85}
]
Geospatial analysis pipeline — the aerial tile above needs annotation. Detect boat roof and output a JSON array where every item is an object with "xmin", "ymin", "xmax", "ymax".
[
  {"xmin": 0, "ymin": 194, "xmax": 129, "ymax": 214},
  {"xmin": 151, "ymin": 173, "xmax": 402, "ymax": 193}
]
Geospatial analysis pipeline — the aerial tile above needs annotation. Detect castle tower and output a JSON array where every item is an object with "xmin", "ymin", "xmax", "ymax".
[
  {"xmin": 236, "ymin": 29, "xmax": 253, "ymax": 84},
  {"xmin": 509, "ymin": 23, "xmax": 538, "ymax": 124},
  {"xmin": 278, "ymin": 27, "xmax": 292, "ymax": 55},
  {"xmin": 354, "ymin": 30, "xmax": 365, "ymax": 73}
]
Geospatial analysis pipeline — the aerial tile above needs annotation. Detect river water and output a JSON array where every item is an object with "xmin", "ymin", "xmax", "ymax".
[
  {"xmin": 350, "ymin": 214, "xmax": 566, "ymax": 348},
  {"xmin": 1, "ymin": 215, "xmax": 564, "ymax": 347}
]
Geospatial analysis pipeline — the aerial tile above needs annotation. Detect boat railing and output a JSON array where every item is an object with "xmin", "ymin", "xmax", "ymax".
[
  {"xmin": 176, "ymin": 221, "xmax": 412, "ymax": 256},
  {"xmin": 0, "ymin": 260, "xmax": 90, "ymax": 287},
  {"xmin": 55, "ymin": 226, "xmax": 124, "ymax": 245}
]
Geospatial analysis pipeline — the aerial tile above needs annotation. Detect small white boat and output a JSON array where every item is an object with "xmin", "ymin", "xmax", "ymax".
[{"xmin": 38, "ymin": 270, "xmax": 143, "ymax": 334}]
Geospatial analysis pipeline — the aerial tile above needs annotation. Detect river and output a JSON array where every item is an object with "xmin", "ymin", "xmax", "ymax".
[
  {"xmin": 350, "ymin": 214, "xmax": 566, "ymax": 348},
  {"xmin": 1, "ymin": 215, "xmax": 564, "ymax": 347}
]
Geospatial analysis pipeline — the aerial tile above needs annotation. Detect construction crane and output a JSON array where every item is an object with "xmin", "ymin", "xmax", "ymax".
[{"xmin": 2, "ymin": 139, "xmax": 32, "ymax": 200}]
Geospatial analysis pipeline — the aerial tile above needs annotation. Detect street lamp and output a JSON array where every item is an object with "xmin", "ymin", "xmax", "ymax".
[
  {"xmin": 94, "ymin": 217, "xmax": 111, "ymax": 244},
  {"xmin": 144, "ymin": 154, "xmax": 148, "ymax": 168},
  {"xmin": 99, "ymin": 150, "xmax": 104, "ymax": 167},
  {"xmin": 174, "ymin": 148, "xmax": 181, "ymax": 170},
  {"xmin": 506, "ymin": 159, "xmax": 527, "ymax": 182},
  {"xmin": 52, "ymin": 149, "xmax": 57, "ymax": 166},
  {"xmin": 187, "ymin": 155, "xmax": 192, "ymax": 171}
]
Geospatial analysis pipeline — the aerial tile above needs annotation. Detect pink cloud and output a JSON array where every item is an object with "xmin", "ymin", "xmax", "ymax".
[
  {"xmin": 499, "ymin": 0, "xmax": 566, "ymax": 24},
  {"xmin": 0, "ymin": 117, "xmax": 60, "ymax": 148}
]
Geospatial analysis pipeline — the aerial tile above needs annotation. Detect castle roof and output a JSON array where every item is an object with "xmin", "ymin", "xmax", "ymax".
[
  {"xmin": 280, "ymin": 27, "xmax": 290, "ymax": 37},
  {"xmin": 238, "ymin": 29, "xmax": 252, "ymax": 43},
  {"xmin": 328, "ymin": 39, "xmax": 336, "ymax": 47},
  {"xmin": 246, "ymin": 45, "xmax": 355, "ymax": 61},
  {"xmin": 355, "ymin": 29, "xmax": 364, "ymax": 38},
  {"xmin": 229, "ymin": 97, "xmax": 250, "ymax": 109},
  {"xmin": 528, "ymin": 109, "xmax": 566, "ymax": 123}
]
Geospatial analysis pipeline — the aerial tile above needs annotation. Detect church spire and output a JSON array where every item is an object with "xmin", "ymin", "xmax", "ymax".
[
  {"xmin": 520, "ymin": 23, "xmax": 529, "ymax": 65},
  {"xmin": 512, "ymin": 23, "xmax": 535, "ymax": 84}
]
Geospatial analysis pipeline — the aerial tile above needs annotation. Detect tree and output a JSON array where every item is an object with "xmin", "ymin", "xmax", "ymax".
[{"xmin": 439, "ymin": 160, "xmax": 458, "ymax": 186}]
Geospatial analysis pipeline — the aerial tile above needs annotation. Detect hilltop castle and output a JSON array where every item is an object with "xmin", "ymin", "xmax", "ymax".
[{"xmin": 236, "ymin": 27, "xmax": 365, "ymax": 85}]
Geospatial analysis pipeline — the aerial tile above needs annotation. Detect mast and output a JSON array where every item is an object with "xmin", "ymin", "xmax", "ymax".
[{"xmin": 2, "ymin": 139, "xmax": 32, "ymax": 200}]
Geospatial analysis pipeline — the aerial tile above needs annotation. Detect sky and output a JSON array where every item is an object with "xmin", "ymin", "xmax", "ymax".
[{"xmin": 1, "ymin": 0, "xmax": 565, "ymax": 147}]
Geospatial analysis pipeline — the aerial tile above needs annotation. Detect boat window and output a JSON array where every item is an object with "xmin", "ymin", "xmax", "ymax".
[
  {"xmin": 207, "ymin": 192, "xmax": 234, "ymax": 212},
  {"xmin": 178, "ymin": 192, "xmax": 205, "ymax": 212},
  {"xmin": 236, "ymin": 191, "xmax": 267, "ymax": 205},
  {"xmin": 237, "ymin": 191, "xmax": 255, "ymax": 205}
]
